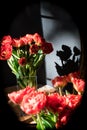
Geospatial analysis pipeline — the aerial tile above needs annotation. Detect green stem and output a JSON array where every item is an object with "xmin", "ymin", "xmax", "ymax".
[
  {"xmin": 12, "ymin": 53, "xmax": 20, "ymax": 59},
  {"xmin": 17, "ymin": 71, "xmax": 37, "ymax": 89},
  {"xmin": 59, "ymin": 87, "xmax": 62, "ymax": 96},
  {"xmin": 7, "ymin": 60, "xmax": 19, "ymax": 76},
  {"xmin": 32, "ymin": 115, "xmax": 37, "ymax": 123},
  {"xmin": 37, "ymin": 113, "xmax": 44, "ymax": 130}
]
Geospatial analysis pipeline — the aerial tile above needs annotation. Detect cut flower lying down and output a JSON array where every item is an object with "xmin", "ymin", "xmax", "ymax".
[{"xmin": 8, "ymin": 71, "xmax": 85, "ymax": 130}]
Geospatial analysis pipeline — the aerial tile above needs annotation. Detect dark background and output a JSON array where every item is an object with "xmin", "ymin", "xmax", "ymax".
[{"xmin": 0, "ymin": 0, "xmax": 87, "ymax": 130}]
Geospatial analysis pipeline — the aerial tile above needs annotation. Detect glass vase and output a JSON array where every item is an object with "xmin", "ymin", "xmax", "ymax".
[{"xmin": 16, "ymin": 75, "xmax": 37, "ymax": 90}]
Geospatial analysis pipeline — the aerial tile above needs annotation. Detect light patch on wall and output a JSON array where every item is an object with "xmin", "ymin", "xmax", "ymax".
[{"xmin": 40, "ymin": 1, "xmax": 81, "ymax": 86}]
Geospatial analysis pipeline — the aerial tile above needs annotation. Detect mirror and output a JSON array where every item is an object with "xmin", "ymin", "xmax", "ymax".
[{"xmin": 0, "ymin": 1, "xmax": 86, "ymax": 130}]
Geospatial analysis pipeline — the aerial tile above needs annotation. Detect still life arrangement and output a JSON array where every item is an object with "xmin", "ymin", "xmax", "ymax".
[
  {"xmin": 0, "ymin": 33, "xmax": 53, "ymax": 88},
  {"xmin": 7, "ymin": 71, "xmax": 85, "ymax": 130},
  {"xmin": 0, "ymin": 33, "xmax": 85, "ymax": 130}
]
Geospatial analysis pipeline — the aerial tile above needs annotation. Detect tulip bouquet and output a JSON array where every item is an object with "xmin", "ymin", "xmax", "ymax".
[
  {"xmin": 0, "ymin": 33, "xmax": 53, "ymax": 88},
  {"xmin": 8, "ymin": 71, "xmax": 85, "ymax": 130},
  {"xmin": 51, "ymin": 71, "xmax": 85, "ymax": 95},
  {"xmin": 0, "ymin": 30, "xmax": 85, "ymax": 130}
]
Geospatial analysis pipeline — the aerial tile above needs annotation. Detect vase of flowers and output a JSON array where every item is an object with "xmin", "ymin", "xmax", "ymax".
[
  {"xmin": 0, "ymin": 33, "xmax": 53, "ymax": 89},
  {"xmin": 16, "ymin": 75, "xmax": 37, "ymax": 90}
]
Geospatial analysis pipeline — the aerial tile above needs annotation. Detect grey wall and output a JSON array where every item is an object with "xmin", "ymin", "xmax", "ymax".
[{"xmin": 40, "ymin": 1, "xmax": 81, "ymax": 86}]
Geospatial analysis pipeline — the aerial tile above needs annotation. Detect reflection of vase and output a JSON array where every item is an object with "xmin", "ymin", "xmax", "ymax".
[{"xmin": 16, "ymin": 72, "xmax": 37, "ymax": 89}]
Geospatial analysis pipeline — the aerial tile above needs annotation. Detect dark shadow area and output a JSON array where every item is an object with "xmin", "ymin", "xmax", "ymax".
[{"xmin": 55, "ymin": 44, "xmax": 81, "ymax": 76}]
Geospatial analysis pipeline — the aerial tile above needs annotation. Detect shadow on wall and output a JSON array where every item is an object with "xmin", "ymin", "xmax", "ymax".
[{"xmin": 55, "ymin": 44, "xmax": 81, "ymax": 76}]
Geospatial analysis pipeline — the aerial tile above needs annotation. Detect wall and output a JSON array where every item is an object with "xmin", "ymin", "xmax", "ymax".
[{"xmin": 40, "ymin": 1, "xmax": 81, "ymax": 86}]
